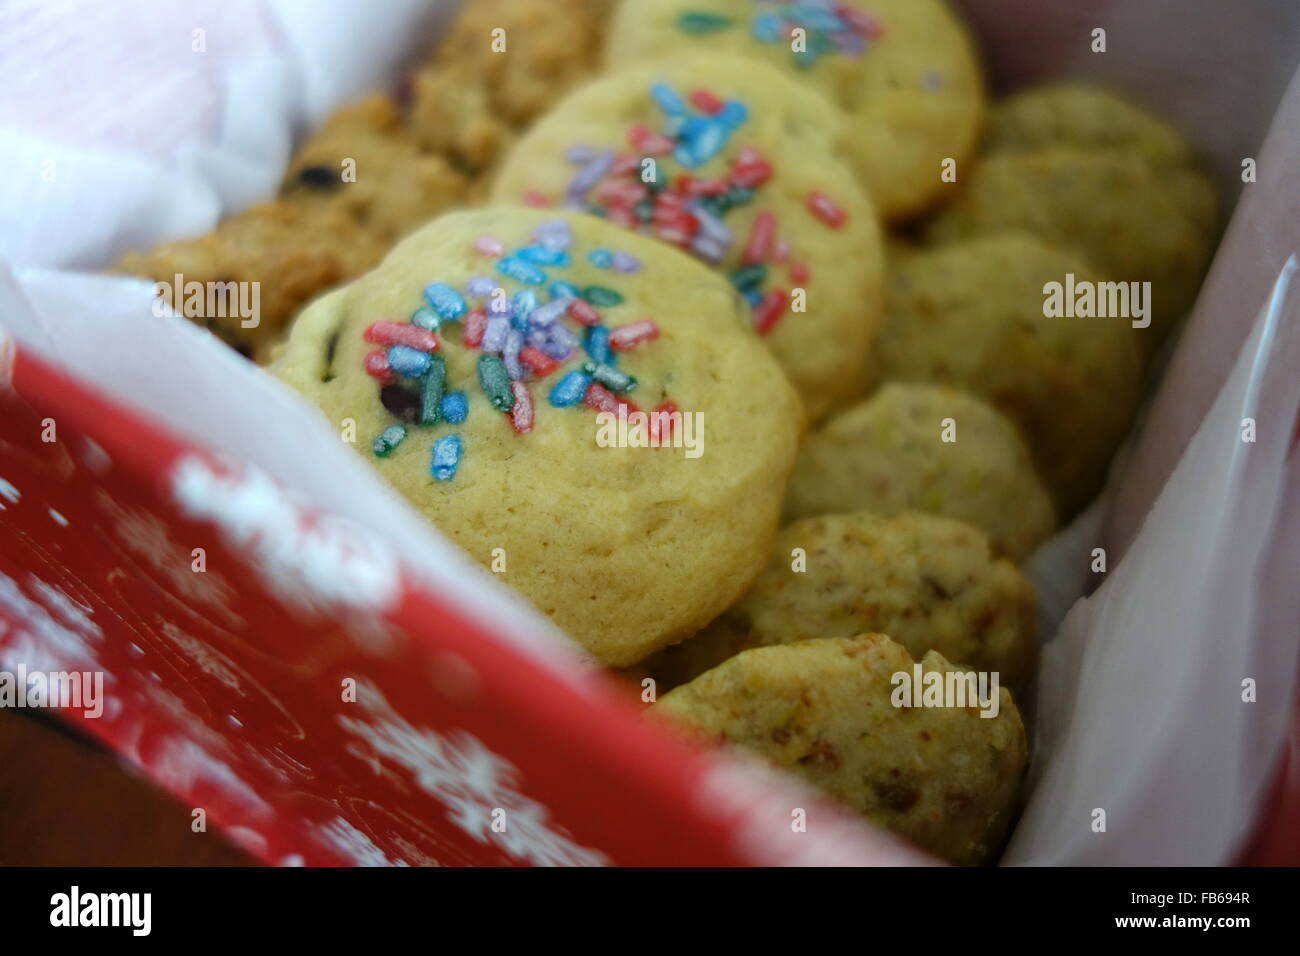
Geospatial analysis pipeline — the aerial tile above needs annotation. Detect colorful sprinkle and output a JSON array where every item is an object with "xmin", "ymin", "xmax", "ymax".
[
  {"xmin": 806, "ymin": 191, "xmax": 847, "ymax": 228},
  {"xmin": 424, "ymin": 282, "xmax": 467, "ymax": 320},
  {"xmin": 519, "ymin": 346, "xmax": 559, "ymax": 378},
  {"xmin": 365, "ymin": 321, "xmax": 439, "ymax": 352},
  {"xmin": 583, "ymin": 361, "xmax": 636, "ymax": 394},
  {"xmin": 364, "ymin": 349, "xmax": 395, "ymax": 384},
  {"xmin": 477, "ymin": 354, "xmax": 515, "ymax": 411},
  {"xmin": 474, "ymin": 236, "xmax": 504, "ymax": 256},
  {"xmin": 463, "ymin": 308, "xmax": 487, "ymax": 348},
  {"xmin": 497, "ymin": 256, "xmax": 547, "ymax": 285},
  {"xmin": 517, "ymin": 244, "xmax": 571, "ymax": 267},
  {"xmin": 441, "ymin": 391, "xmax": 468, "ymax": 424},
  {"xmin": 388, "ymin": 345, "xmax": 433, "ymax": 378},
  {"xmin": 587, "ymin": 248, "xmax": 615, "ymax": 269},
  {"xmin": 676, "ymin": 11, "xmax": 733, "ymax": 34},
  {"xmin": 420, "ymin": 355, "xmax": 447, "ymax": 426},
  {"xmin": 650, "ymin": 401, "xmax": 678, "ymax": 446},
  {"xmin": 583, "ymin": 326, "xmax": 614, "ymax": 364},
  {"xmin": 609, "ymin": 319, "xmax": 660, "ymax": 351},
  {"xmin": 741, "ymin": 211, "xmax": 776, "ymax": 266},
  {"xmin": 567, "ymin": 299, "xmax": 602, "ymax": 327},
  {"xmin": 549, "ymin": 369, "xmax": 591, "ymax": 407},
  {"xmin": 431, "ymin": 435, "xmax": 462, "ymax": 481},
  {"xmin": 410, "ymin": 306, "xmax": 441, "ymax": 331},
  {"xmin": 372, "ymin": 424, "xmax": 406, "ymax": 458},
  {"xmin": 508, "ymin": 381, "xmax": 534, "ymax": 434},
  {"xmin": 583, "ymin": 382, "xmax": 639, "ymax": 416},
  {"xmin": 753, "ymin": 288, "xmax": 790, "ymax": 336},
  {"xmin": 583, "ymin": 285, "xmax": 624, "ymax": 307}
]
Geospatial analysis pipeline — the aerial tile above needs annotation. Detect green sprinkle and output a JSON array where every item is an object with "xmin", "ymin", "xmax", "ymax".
[
  {"xmin": 410, "ymin": 306, "xmax": 441, "ymax": 331},
  {"xmin": 677, "ymin": 11, "xmax": 733, "ymax": 34},
  {"xmin": 634, "ymin": 200, "xmax": 654, "ymax": 223},
  {"xmin": 372, "ymin": 424, "xmax": 407, "ymax": 458},
  {"xmin": 583, "ymin": 361, "xmax": 637, "ymax": 394},
  {"xmin": 729, "ymin": 263, "xmax": 769, "ymax": 292},
  {"xmin": 477, "ymin": 354, "xmax": 515, "ymax": 412},
  {"xmin": 583, "ymin": 285, "xmax": 624, "ymax": 307},
  {"xmin": 420, "ymin": 354, "xmax": 447, "ymax": 426},
  {"xmin": 720, "ymin": 187, "xmax": 756, "ymax": 211}
]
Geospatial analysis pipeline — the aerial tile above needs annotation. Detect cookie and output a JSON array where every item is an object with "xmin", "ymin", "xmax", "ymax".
[
  {"xmin": 653, "ymin": 634, "xmax": 1027, "ymax": 864},
  {"xmin": 648, "ymin": 511, "xmax": 1037, "ymax": 692},
  {"xmin": 282, "ymin": 94, "xmax": 469, "ymax": 241},
  {"xmin": 606, "ymin": 0, "xmax": 985, "ymax": 222},
  {"xmin": 117, "ymin": 201, "xmax": 386, "ymax": 358},
  {"xmin": 272, "ymin": 208, "xmax": 803, "ymax": 666},
  {"xmin": 924, "ymin": 148, "xmax": 1218, "ymax": 347},
  {"xmin": 490, "ymin": 53, "xmax": 884, "ymax": 420},
  {"xmin": 405, "ymin": 0, "xmax": 613, "ymax": 175},
  {"xmin": 869, "ymin": 233, "xmax": 1143, "ymax": 514},
  {"xmin": 984, "ymin": 84, "xmax": 1194, "ymax": 166},
  {"xmin": 783, "ymin": 383, "xmax": 1055, "ymax": 560}
]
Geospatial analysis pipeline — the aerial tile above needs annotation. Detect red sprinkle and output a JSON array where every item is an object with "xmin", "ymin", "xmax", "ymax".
[
  {"xmin": 806, "ymin": 192, "xmax": 847, "ymax": 229},
  {"xmin": 508, "ymin": 381, "xmax": 534, "ymax": 434},
  {"xmin": 364, "ymin": 321, "xmax": 439, "ymax": 352},
  {"xmin": 680, "ymin": 175, "xmax": 729, "ymax": 198},
  {"xmin": 790, "ymin": 260, "xmax": 811, "ymax": 284},
  {"xmin": 364, "ymin": 350, "xmax": 395, "ymax": 384},
  {"xmin": 628, "ymin": 124, "xmax": 675, "ymax": 156},
  {"xmin": 583, "ymin": 383, "xmax": 639, "ymax": 416},
  {"xmin": 741, "ymin": 211, "xmax": 777, "ymax": 266},
  {"xmin": 609, "ymin": 319, "xmax": 660, "ymax": 351},
  {"xmin": 594, "ymin": 179, "xmax": 647, "ymax": 207},
  {"xmin": 605, "ymin": 206, "xmax": 640, "ymax": 229},
  {"xmin": 567, "ymin": 299, "xmax": 602, "ymax": 327},
  {"xmin": 650, "ymin": 401, "xmax": 678, "ymax": 446},
  {"xmin": 610, "ymin": 153, "xmax": 641, "ymax": 176},
  {"xmin": 519, "ymin": 346, "xmax": 559, "ymax": 378},
  {"xmin": 463, "ymin": 308, "xmax": 487, "ymax": 348},
  {"xmin": 753, "ymin": 288, "xmax": 790, "ymax": 336},
  {"xmin": 521, "ymin": 190, "xmax": 551, "ymax": 208},
  {"xmin": 772, "ymin": 239, "xmax": 791, "ymax": 263},
  {"xmin": 690, "ymin": 89, "xmax": 726, "ymax": 114}
]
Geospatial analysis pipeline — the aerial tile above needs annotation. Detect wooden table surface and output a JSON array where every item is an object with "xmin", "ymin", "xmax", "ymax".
[{"xmin": 0, "ymin": 709, "xmax": 254, "ymax": 866}]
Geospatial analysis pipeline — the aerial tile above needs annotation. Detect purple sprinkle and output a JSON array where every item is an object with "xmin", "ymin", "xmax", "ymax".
[
  {"xmin": 611, "ymin": 251, "xmax": 642, "ymax": 274},
  {"xmin": 549, "ymin": 324, "xmax": 580, "ymax": 349},
  {"xmin": 691, "ymin": 234, "xmax": 728, "ymax": 264},
  {"xmin": 465, "ymin": 276, "xmax": 496, "ymax": 298},
  {"xmin": 539, "ymin": 339, "xmax": 572, "ymax": 361},
  {"xmin": 487, "ymin": 290, "xmax": 512, "ymax": 316},
  {"xmin": 567, "ymin": 150, "xmax": 614, "ymax": 196},
  {"xmin": 691, "ymin": 204, "xmax": 733, "ymax": 245},
  {"xmin": 834, "ymin": 33, "xmax": 867, "ymax": 56},
  {"xmin": 483, "ymin": 315, "xmax": 511, "ymax": 352},
  {"xmin": 566, "ymin": 144, "xmax": 598, "ymax": 164},
  {"xmin": 503, "ymin": 329, "xmax": 525, "ymax": 380},
  {"xmin": 529, "ymin": 297, "xmax": 569, "ymax": 326}
]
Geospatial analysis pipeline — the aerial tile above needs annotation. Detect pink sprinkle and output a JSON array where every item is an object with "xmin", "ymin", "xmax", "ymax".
[
  {"xmin": 583, "ymin": 383, "xmax": 639, "ymax": 416},
  {"xmin": 519, "ymin": 346, "xmax": 559, "ymax": 378},
  {"xmin": 521, "ymin": 190, "xmax": 551, "ymax": 208},
  {"xmin": 567, "ymin": 299, "xmax": 602, "ymax": 327},
  {"xmin": 364, "ymin": 321, "xmax": 439, "ymax": 352},
  {"xmin": 806, "ymin": 192, "xmax": 847, "ymax": 229},
  {"xmin": 364, "ymin": 350, "xmax": 395, "ymax": 384},
  {"xmin": 772, "ymin": 239, "xmax": 791, "ymax": 264},
  {"xmin": 790, "ymin": 260, "xmax": 811, "ymax": 284},
  {"xmin": 463, "ymin": 308, "xmax": 487, "ymax": 348},
  {"xmin": 690, "ymin": 89, "xmax": 725, "ymax": 114},
  {"xmin": 609, "ymin": 319, "xmax": 660, "ymax": 351},
  {"xmin": 508, "ymin": 381, "xmax": 534, "ymax": 433},
  {"xmin": 741, "ymin": 211, "xmax": 776, "ymax": 266},
  {"xmin": 474, "ymin": 236, "xmax": 504, "ymax": 257},
  {"xmin": 650, "ymin": 401, "xmax": 678, "ymax": 446}
]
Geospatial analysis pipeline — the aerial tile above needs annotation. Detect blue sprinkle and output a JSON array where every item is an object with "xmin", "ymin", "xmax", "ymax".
[
  {"xmin": 410, "ymin": 306, "xmax": 441, "ymax": 331},
  {"xmin": 549, "ymin": 370, "xmax": 590, "ymax": 407},
  {"xmin": 513, "ymin": 289, "xmax": 539, "ymax": 317},
  {"xmin": 752, "ymin": 12, "xmax": 783, "ymax": 42},
  {"xmin": 497, "ymin": 256, "xmax": 547, "ymax": 285},
  {"xmin": 584, "ymin": 326, "xmax": 614, "ymax": 364},
  {"xmin": 424, "ymin": 282, "xmax": 467, "ymax": 321},
  {"xmin": 716, "ymin": 101, "xmax": 748, "ymax": 129},
  {"xmin": 743, "ymin": 288, "xmax": 763, "ymax": 308},
  {"xmin": 431, "ymin": 435, "xmax": 463, "ymax": 481},
  {"xmin": 532, "ymin": 219, "xmax": 574, "ymax": 250},
  {"xmin": 441, "ymin": 391, "xmax": 468, "ymax": 424},
  {"xmin": 650, "ymin": 83, "xmax": 687, "ymax": 116},
  {"xmin": 549, "ymin": 280, "xmax": 581, "ymax": 301},
  {"xmin": 504, "ymin": 329, "xmax": 525, "ymax": 380},
  {"xmin": 388, "ymin": 345, "xmax": 432, "ymax": 378},
  {"xmin": 587, "ymin": 248, "xmax": 614, "ymax": 269},
  {"xmin": 517, "ymin": 244, "xmax": 570, "ymax": 267}
]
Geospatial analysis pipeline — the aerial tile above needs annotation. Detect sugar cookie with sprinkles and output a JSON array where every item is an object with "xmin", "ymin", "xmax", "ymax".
[
  {"xmin": 272, "ymin": 208, "xmax": 803, "ymax": 666},
  {"xmin": 606, "ymin": 0, "xmax": 985, "ymax": 223},
  {"xmin": 491, "ymin": 53, "xmax": 883, "ymax": 422}
]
